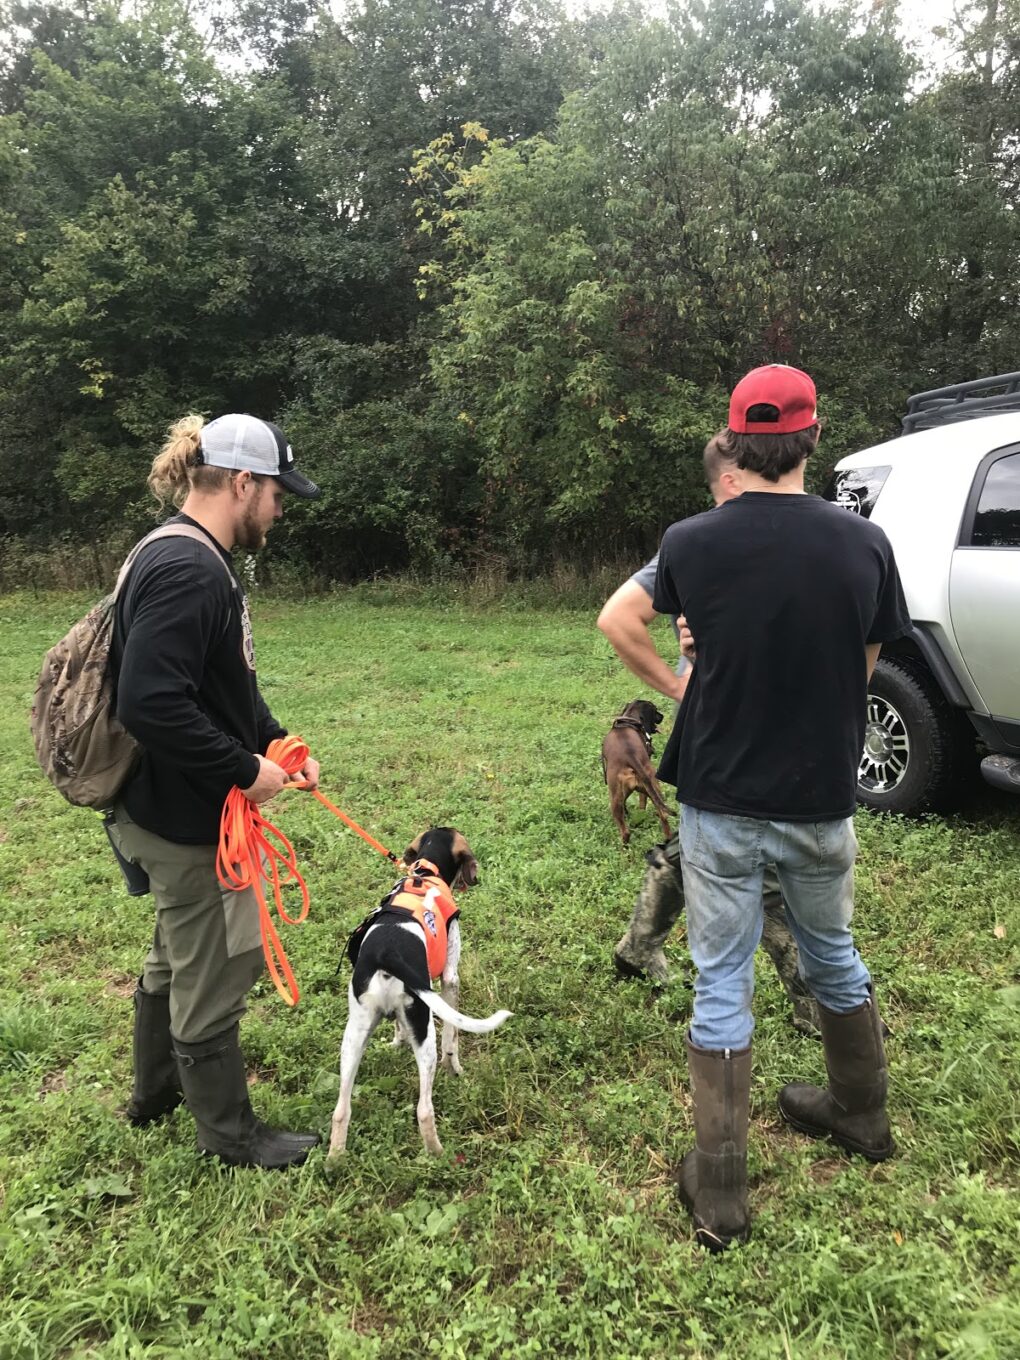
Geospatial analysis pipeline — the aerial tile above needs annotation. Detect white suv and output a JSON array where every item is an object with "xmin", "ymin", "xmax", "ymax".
[{"xmin": 826, "ymin": 374, "xmax": 1020, "ymax": 815}]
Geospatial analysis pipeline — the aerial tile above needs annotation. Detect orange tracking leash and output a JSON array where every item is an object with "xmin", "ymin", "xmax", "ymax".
[{"xmin": 216, "ymin": 734, "xmax": 403, "ymax": 1007}]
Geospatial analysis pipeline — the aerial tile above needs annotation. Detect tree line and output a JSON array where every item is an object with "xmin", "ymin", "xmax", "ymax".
[{"xmin": 1, "ymin": 0, "xmax": 1017, "ymax": 583}]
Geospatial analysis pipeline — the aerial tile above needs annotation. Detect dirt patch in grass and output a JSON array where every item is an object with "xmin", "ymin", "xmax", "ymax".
[
  {"xmin": 807, "ymin": 1157, "xmax": 845, "ymax": 1185},
  {"xmin": 104, "ymin": 973, "xmax": 136, "ymax": 999},
  {"xmin": 350, "ymin": 1296, "xmax": 399, "ymax": 1336},
  {"xmin": 38, "ymin": 1067, "xmax": 69, "ymax": 1099}
]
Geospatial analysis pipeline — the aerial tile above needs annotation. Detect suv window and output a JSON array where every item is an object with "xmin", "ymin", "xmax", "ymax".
[
  {"xmin": 969, "ymin": 452, "xmax": 1020, "ymax": 548},
  {"xmin": 822, "ymin": 466, "xmax": 891, "ymax": 518}
]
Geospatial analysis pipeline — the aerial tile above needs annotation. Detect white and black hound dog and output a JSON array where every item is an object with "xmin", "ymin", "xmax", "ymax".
[{"xmin": 328, "ymin": 827, "xmax": 512, "ymax": 1157}]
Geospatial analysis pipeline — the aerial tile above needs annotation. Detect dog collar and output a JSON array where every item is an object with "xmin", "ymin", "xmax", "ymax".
[{"xmin": 611, "ymin": 715, "xmax": 654, "ymax": 755}]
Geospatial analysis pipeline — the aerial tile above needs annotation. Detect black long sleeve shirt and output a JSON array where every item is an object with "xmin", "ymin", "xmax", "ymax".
[{"xmin": 111, "ymin": 514, "xmax": 285, "ymax": 844}]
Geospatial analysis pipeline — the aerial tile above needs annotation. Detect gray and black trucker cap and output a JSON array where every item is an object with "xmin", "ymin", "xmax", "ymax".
[{"xmin": 199, "ymin": 414, "xmax": 320, "ymax": 499}]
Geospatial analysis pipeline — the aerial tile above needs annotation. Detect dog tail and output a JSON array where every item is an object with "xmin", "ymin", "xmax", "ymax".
[{"xmin": 412, "ymin": 989, "xmax": 513, "ymax": 1034}]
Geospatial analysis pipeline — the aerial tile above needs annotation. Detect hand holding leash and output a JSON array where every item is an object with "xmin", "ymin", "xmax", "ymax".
[
  {"xmin": 219, "ymin": 735, "xmax": 403, "ymax": 1007},
  {"xmin": 242, "ymin": 754, "xmax": 290, "ymax": 803}
]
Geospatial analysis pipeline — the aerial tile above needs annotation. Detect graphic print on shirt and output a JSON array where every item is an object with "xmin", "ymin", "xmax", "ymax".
[{"xmin": 239, "ymin": 595, "xmax": 256, "ymax": 671}]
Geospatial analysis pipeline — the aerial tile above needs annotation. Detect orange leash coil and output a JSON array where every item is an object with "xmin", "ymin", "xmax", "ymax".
[{"xmin": 216, "ymin": 734, "xmax": 401, "ymax": 1008}]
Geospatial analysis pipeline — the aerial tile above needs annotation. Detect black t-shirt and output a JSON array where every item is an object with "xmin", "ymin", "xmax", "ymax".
[
  {"xmin": 653, "ymin": 492, "xmax": 911, "ymax": 822},
  {"xmin": 111, "ymin": 514, "xmax": 285, "ymax": 844}
]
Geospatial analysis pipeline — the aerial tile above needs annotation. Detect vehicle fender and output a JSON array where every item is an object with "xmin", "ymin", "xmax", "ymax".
[{"xmin": 879, "ymin": 625, "xmax": 973, "ymax": 709}]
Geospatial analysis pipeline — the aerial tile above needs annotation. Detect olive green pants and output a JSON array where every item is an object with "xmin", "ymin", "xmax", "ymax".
[{"xmin": 109, "ymin": 806, "xmax": 264, "ymax": 1044}]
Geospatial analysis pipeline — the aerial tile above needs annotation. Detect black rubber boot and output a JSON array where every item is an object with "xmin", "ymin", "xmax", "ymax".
[
  {"xmin": 613, "ymin": 839, "xmax": 685, "ymax": 984},
  {"xmin": 676, "ymin": 1036, "xmax": 752, "ymax": 1252},
  {"xmin": 126, "ymin": 982, "xmax": 184, "ymax": 1127},
  {"xmin": 778, "ymin": 987, "xmax": 894, "ymax": 1162},
  {"xmin": 173, "ymin": 1025, "xmax": 320, "ymax": 1169}
]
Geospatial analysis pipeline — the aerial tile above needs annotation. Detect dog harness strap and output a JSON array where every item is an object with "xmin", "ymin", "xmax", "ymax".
[
  {"xmin": 386, "ymin": 871, "xmax": 459, "ymax": 980},
  {"xmin": 406, "ymin": 857, "xmax": 440, "ymax": 880},
  {"xmin": 611, "ymin": 715, "xmax": 653, "ymax": 756}
]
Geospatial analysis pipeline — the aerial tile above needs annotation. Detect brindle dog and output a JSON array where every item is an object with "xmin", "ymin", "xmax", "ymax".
[{"xmin": 601, "ymin": 699, "xmax": 673, "ymax": 846}]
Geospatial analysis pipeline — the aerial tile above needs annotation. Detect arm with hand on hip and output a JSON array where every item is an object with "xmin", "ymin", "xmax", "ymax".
[{"xmin": 598, "ymin": 579, "xmax": 688, "ymax": 704}]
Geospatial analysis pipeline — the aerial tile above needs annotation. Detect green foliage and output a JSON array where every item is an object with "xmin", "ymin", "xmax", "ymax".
[
  {"xmin": 415, "ymin": 125, "xmax": 721, "ymax": 563},
  {"xmin": 0, "ymin": 0, "xmax": 1019, "ymax": 574},
  {"xmin": 911, "ymin": 0, "xmax": 1020, "ymax": 379},
  {"xmin": 276, "ymin": 389, "xmax": 482, "ymax": 578},
  {"xmin": 2, "ymin": 591, "xmax": 1019, "ymax": 1357},
  {"xmin": 414, "ymin": 0, "xmax": 988, "ymax": 559}
]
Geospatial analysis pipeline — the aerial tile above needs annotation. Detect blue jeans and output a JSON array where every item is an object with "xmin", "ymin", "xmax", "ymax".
[{"xmin": 679, "ymin": 806, "xmax": 872, "ymax": 1050}]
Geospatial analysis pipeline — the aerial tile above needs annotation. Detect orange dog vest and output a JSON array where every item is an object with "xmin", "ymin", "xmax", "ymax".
[{"xmin": 386, "ymin": 859, "xmax": 460, "ymax": 980}]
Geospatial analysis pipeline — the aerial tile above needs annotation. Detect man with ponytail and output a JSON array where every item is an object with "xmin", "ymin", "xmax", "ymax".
[{"xmin": 106, "ymin": 413, "xmax": 323, "ymax": 1169}]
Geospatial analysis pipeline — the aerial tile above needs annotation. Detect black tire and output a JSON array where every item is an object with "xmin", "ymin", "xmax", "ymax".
[{"xmin": 857, "ymin": 658, "xmax": 973, "ymax": 816}]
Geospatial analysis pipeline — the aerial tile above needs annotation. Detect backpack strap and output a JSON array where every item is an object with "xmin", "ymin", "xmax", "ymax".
[{"xmin": 113, "ymin": 524, "xmax": 238, "ymax": 599}]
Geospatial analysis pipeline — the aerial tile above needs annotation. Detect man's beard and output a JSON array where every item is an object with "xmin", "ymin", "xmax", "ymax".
[{"xmin": 236, "ymin": 502, "xmax": 267, "ymax": 552}]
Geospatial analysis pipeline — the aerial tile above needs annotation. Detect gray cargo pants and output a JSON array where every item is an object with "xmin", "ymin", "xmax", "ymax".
[
  {"xmin": 614, "ymin": 833, "xmax": 819, "ymax": 1034},
  {"xmin": 108, "ymin": 806, "xmax": 265, "ymax": 1044}
]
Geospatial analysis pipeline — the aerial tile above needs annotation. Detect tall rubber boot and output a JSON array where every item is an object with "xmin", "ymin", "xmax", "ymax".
[
  {"xmin": 613, "ymin": 839, "xmax": 685, "ymax": 984},
  {"xmin": 126, "ymin": 981, "xmax": 183, "ymax": 1127},
  {"xmin": 173, "ymin": 1025, "xmax": 320, "ymax": 1169},
  {"xmin": 778, "ymin": 987, "xmax": 894, "ymax": 1161},
  {"xmin": 676, "ymin": 1036, "xmax": 752, "ymax": 1252}
]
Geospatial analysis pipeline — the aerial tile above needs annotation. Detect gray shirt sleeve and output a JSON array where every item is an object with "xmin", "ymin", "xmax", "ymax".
[
  {"xmin": 629, "ymin": 553, "xmax": 659, "ymax": 599},
  {"xmin": 628, "ymin": 550, "xmax": 689, "ymax": 675}
]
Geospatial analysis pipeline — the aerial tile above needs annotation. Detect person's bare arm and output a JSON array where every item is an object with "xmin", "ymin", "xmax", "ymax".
[
  {"xmin": 866, "ymin": 643, "xmax": 881, "ymax": 680},
  {"xmin": 597, "ymin": 580, "xmax": 687, "ymax": 704}
]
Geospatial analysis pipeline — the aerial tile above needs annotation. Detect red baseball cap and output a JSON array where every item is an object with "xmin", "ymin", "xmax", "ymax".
[{"xmin": 728, "ymin": 365, "xmax": 818, "ymax": 434}]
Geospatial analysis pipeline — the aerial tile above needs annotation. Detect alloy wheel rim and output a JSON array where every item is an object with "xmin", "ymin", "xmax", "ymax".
[{"xmin": 859, "ymin": 695, "xmax": 911, "ymax": 793}]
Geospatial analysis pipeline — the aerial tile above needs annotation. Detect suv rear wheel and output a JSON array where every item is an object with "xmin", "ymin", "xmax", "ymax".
[{"xmin": 858, "ymin": 658, "xmax": 972, "ymax": 815}]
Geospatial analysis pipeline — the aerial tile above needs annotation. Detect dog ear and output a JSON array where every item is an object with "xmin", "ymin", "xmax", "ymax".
[
  {"xmin": 403, "ymin": 832, "xmax": 423, "ymax": 865},
  {"xmin": 451, "ymin": 832, "xmax": 478, "ymax": 887}
]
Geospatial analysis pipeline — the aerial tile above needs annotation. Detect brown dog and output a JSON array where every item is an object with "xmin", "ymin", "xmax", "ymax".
[{"xmin": 601, "ymin": 700, "xmax": 673, "ymax": 845}]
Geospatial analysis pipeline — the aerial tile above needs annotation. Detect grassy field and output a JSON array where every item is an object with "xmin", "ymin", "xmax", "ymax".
[{"xmin": 1, "ymin": 588, "xmax": 1019, "ymax": 1360}]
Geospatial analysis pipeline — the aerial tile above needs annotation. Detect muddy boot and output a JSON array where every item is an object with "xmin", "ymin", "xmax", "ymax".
[
  {"xmin": 173, "ymin": 1025, "xmax": 320, "ymax": 1169},
  {"xmin": 778, "ymin": 987, "xmax": 894, "ymax": 1161},
  {"xmin": 125, "ymin": 981, "xmax": 183, "ymax": 1126},
  {"xmin": 613, "ymin": 838, "xmax": 684, "ymax": 984},
  {"xmin": 676, "ymin": 1036, "xmax": 752, "ymax": 1252},
  {"xmin": 760, "ymin": 885, "xmax": 819, "ymax": 1036}
]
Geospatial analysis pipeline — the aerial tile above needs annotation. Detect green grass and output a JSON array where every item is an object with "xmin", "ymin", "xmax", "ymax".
[{"xmin": 1, "ymin": 589, "xmax": 1019, "ymax": 1359}]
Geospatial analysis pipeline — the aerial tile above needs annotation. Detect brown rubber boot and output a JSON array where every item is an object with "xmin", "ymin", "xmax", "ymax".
[
  {"xmin": 778, "ymin": 987, "xmax": 894, "ymax": 1161},
  {"xmin": 676, "ymin": 1036, "xmax": 752, "ymax": 1252}
]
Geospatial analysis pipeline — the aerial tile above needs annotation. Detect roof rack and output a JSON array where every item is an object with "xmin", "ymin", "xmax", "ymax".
[{"xmin": 902, "ymin": 371, "xmax": 1020, "ymax": 433}]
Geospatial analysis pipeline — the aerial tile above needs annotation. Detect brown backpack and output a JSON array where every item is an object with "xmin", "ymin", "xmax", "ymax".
[{"xmin": 30, "ymin": 524, "xmax": 236, "ymax": 810}]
